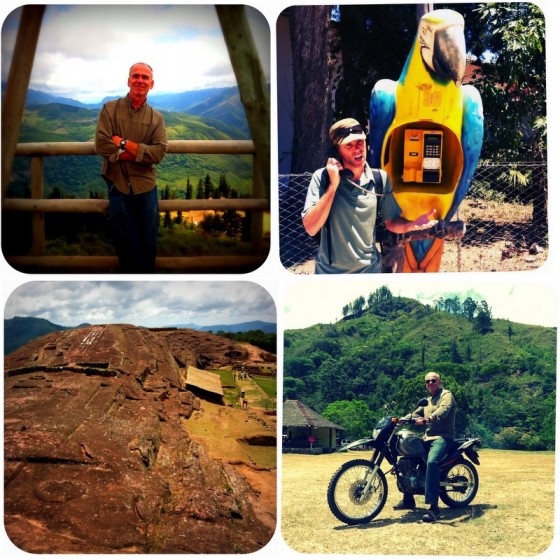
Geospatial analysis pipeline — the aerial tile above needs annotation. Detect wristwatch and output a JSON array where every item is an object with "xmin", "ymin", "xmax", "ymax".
[{"xmin": 120, "ymin": 138, "xmax": 127, "ymax": 150}]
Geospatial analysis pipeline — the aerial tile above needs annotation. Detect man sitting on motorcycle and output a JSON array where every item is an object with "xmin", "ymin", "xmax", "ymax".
[{"xmin": 394, "ymin": 371, "xmax": 457, "ymax": 522}]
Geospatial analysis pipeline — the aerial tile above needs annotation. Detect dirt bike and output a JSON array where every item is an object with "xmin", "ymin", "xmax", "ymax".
[{"xmin": 327, "ymin": 399, "xmax": 481, "ymax": 525}]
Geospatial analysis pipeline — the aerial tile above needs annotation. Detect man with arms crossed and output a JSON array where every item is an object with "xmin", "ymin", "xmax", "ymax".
[{"xmin": 95, "ymin": 62, "xmax": 168, "ymax": 273}]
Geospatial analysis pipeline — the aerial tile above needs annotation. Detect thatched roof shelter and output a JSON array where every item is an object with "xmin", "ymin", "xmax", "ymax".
[
  {"xmin": 283, "ymin": 399, "xmax": 344, "ymax": 430},
  {"xmin": 186, "ymin": 366, "xmax": 224, "ymax": 398},
  {"xmin": 282, "ymin": 400, "xmax": 345, "ymax": 453}
]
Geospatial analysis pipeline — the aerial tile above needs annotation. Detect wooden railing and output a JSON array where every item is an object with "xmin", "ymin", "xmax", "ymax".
[{"xmin": 3, "ymin": 140, "xmax": 269, "ymax": 273}]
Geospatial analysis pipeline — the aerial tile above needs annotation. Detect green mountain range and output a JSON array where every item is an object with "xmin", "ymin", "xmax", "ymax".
[
  {"xmin": 23, "ymin": 85, "xmax": 251, "ymax": 133},
  {"xmin": 3, "ymin": 316, "xmax": 83, "ymax": 356},
  {"xmin": 8, "ymin": 85, "xmax": 261, "ymax": 199},
  {"xmin": 284, "ymin": 290, "xmax": 556, "ymax": 451}
]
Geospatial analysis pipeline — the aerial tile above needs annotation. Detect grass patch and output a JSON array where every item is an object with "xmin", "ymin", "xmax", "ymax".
[
  {"xmin": 282, "ymin": 449, "xmax": 555, "ymax": 556},
  {"xmin": 253, "ymin": 376, "xmax": 277, "ymax": 398}
]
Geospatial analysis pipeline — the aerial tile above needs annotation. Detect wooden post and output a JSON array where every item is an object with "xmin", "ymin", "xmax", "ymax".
[
  {"xmin": 215, "ymin": 5, "xmax": 270, "ymax": 190},
  {"xmin": 216, "ymin": 6, "xmax": 269, "ymax": 254},
  {"xmin": 251, "ymin": 153, "xmax": 264, "ymax": 253},
  {"xmin": 1, "ymin": 6, "xmax": 45, "ymax": 200}
]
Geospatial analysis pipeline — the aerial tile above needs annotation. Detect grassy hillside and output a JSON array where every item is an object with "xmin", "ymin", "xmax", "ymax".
[{"xmin": 284, "ymin": 292, "xmax": 556, "ymax": 450}]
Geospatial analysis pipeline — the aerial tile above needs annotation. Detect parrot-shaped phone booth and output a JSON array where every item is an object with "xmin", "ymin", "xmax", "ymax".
[{"xmin": 369, "ymin": 9, "xmax": 483, "ymax": 272}]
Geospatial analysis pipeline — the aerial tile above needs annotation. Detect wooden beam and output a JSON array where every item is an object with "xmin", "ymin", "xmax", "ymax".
[
  {"xmin": 3, "ymin": 198, "xmax": 269, "ymax": 213},
  {"xmin": 14, "ymin": 140, "xmax": 255, "ymax": 157},
  {"xmin": 1, "ymin": 6, "xmax": 45, "ymax": 201},
  {"xmin": 6, "ymin": 255, "xmax": 268, "ymax": 273},
  {"xmin": 216, "ymin": 6, "xmax": 270, "ymax": 188}
]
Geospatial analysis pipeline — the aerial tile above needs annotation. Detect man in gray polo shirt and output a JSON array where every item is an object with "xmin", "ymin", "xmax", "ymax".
[{"xmin": 302, "ymin": 118, "xmax": 436, "ymax": 274}]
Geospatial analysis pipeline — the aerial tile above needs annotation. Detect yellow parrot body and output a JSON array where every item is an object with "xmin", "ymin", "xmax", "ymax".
[
  {"xmin": 383, "ymin": 44, "xmax": 464, "ymax": 224},
  {"xmin": 370, "ymin": 9, "xmax": 483, "ymax": 272}
]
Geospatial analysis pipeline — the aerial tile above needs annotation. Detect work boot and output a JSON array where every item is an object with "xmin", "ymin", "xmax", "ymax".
[
  {"xmin": 422, "ymin": 504, "xmax": 440, "ymax": 522},
  {"xmin": 393, "ymin": 496, "xmax": 416, "ymax": 510}
]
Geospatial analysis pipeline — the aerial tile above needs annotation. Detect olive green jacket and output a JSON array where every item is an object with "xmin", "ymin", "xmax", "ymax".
[{"xmin": 413, "ymin": 387, "xmax": 456, "ymax": 441}]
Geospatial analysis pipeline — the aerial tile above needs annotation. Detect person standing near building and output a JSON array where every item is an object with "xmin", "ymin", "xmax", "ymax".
[{"xmin": 95, "ymin": 62, "xmax": 168, "ymax": 273}]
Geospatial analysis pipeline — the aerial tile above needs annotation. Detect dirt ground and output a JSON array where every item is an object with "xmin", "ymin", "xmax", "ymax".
[
  {"xmin": 282, "ymin": 449, "xmax": 555, "ymax": 556},
  {"xmin": 288, "ymin": 240, "xmax": 547, "ymax": 274},
  {"xmin": 289, "ymin": 199, "xmax": 548, "ymax": 274}
]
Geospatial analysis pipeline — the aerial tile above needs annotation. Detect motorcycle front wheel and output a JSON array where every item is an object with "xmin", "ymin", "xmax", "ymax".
[
  {"xmin": 439, "ymin": 457, "xmax": 479, "ymax": 507},
  {"xmin": 327, "ymin": 459, "xmax": 388, "ymax": 525}
]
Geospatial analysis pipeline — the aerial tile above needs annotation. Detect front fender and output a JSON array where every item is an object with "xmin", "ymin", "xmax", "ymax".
[{"xmin": 338, "ymin": 438, "xmax": 376, "ymax": 452}]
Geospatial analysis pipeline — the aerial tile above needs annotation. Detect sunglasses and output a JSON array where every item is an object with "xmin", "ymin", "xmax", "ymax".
[
  {"xmin": 332, "ymin": 125, "xmax": 364, "ymax": 142},
  {"xmin": 425, "ymin": 379, "xmax": 438, "ymax": 384}
]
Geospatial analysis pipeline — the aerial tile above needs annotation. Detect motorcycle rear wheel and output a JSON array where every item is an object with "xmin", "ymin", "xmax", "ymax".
[
  {"xmin": 327, "ymin": 459, "xmax": 388, "ymax": 525},
  {"xmin": 439, "ymin": 457, "xmax": 479, "ymax": 507}
]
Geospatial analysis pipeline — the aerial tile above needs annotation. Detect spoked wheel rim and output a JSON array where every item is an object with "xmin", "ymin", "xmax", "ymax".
[
  {"xmin": 440, "ymin": 459, "xmax": 479, "ymax": 507},
  {"xmin": 328, "ymin": 461, "xmax": 387, "ymax": 523}
]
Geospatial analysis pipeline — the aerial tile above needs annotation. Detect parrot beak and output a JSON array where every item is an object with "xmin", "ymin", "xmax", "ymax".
[{"xmin": 433, "ymin": 24, "xmax": 466, "ymax": 87}]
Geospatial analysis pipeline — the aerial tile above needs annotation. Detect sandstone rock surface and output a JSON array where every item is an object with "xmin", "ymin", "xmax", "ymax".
[{"xmin": 4, "ymin": 324, "xmax": 276, "ymax": 553}]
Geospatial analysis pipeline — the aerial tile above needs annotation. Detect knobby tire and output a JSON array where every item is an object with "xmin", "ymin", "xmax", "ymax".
[{"xmin": 327, "ymin": 458, "xmax": 388, "ymax": 525}]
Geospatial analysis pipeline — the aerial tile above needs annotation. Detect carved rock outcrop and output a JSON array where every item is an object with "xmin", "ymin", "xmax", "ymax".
[{"xmin": 4, "ymin": 324, "xmax": 275, "ymax": 553}]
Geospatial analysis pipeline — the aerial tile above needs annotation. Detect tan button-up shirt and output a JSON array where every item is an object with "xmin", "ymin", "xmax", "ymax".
[{"xmin": 95, "ymin": 94, "xmax": 168, "ymax": 194}]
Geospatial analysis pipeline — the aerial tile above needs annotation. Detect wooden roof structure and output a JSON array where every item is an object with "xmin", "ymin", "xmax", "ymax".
[
  {"xmin": 282, "ymin": 399, "xmax": 344, "ymax": 430},
  {"xmin": 186, "ymin": 366, "xmax": 224, "ymax": 398}
]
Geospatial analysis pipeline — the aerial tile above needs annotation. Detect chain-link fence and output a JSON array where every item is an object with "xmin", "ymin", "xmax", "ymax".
[{"xmin": 279, "ymin": 162, "xmax": 548, "ymax": 273}]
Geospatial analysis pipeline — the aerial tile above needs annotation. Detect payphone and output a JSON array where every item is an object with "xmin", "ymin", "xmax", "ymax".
[{"xmin": 403, "ymin": 129, "xmax": 443, "ymax": 184}]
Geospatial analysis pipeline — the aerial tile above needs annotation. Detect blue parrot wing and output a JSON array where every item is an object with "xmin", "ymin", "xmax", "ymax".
[
  {"xmin": 447, "ymin": 84, "xmax": 484, "ymax": 219},
  {"xmin": 369, "ymin": 79, "xmax": 396, "ymax": 168}
]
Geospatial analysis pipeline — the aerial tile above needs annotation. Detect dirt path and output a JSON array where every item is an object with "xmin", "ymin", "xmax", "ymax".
[{"xmin": 282, "ymin": 449, "xmax": 554, "ymax": 556}]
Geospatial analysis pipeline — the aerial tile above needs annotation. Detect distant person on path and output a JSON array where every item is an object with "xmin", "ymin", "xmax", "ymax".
[
  {"xmin": 301, "ymin": 118, "xmax": 437, "ymax": 274},
  {"xmin": 394, "ymin": 372, "xmax": 457, "ymax": 522},
  {"xmin": 95, "ymin": 62, "xmax": 168, "ymax": 273}
]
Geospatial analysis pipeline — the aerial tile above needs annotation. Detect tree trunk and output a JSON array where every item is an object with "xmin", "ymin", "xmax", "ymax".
[{"xmin": 289, "ymin": 6, "xmax": 333, "ymax": 173}]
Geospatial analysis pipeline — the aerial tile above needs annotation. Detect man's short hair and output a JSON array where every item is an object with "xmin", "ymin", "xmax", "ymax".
[{"xmin": 129, "ymin": 62, "xmax": 153, "ymax": 75}]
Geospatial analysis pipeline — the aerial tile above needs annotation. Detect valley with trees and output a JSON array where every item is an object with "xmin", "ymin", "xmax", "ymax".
[
  {"xmin": 284, "ymin": 287, "xmax": 556, "ymax": 451},
  {"xmin": 3, "ymin": 89, "xmax": 268, "ymax": 261}
]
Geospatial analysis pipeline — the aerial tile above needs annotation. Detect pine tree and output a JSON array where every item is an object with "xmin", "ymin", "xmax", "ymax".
[
  {"xmin": 196, "ymin": 179, "xmax": 204, "ymax": 200},
  {"xmin": 218, "ymin": 173, "xmax": 230, "ymax": 198},
  {"xmin": 204, "ymin": 174, "xmax": 213, "ymax": 198}
]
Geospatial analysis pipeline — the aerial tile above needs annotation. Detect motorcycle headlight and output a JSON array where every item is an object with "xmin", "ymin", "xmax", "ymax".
[
  {"xmin": 372, "ymin": 416, "xmax": 398, "ymax": 440},
  {"xmin": 372, "ymin": 416, "xmax": 391, "ymax": 439}
]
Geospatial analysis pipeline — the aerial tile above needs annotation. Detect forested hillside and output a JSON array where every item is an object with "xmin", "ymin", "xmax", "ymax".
[
  {"xmin": 3, "ymin": 316, "xmax": 78, "ymax": 355},
  {"xmin": 284, "ymin": 288, "xmax": 556, "ymax": 450}
]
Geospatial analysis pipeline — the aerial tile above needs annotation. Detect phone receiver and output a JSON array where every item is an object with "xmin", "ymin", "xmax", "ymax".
[{"xmin": 340, "ymin": 168, "xmax": 353, "ymax": 180}]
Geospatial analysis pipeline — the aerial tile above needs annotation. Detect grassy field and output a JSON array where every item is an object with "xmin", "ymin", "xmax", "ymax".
[{"xmin": 281, "ymin": 449, "xmax": 555, "ymax": 556}]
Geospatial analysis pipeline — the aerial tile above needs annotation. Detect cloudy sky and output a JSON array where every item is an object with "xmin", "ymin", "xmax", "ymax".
[
  {"xmin": 4, "ymin": 281, "xmax": 277, "ymax": 328},
  {"xmin": 284, "ymin": 278, "xmax": 558, "ymax": 330},
  {"xmin": 1, "ymin": 4, "xmax": 270, "ymax": 103}
]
